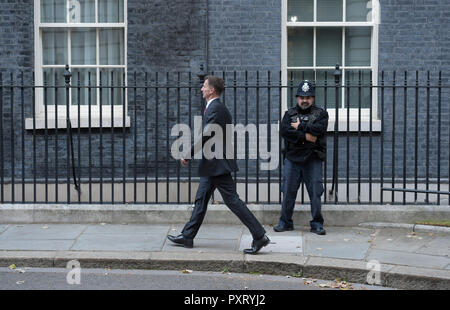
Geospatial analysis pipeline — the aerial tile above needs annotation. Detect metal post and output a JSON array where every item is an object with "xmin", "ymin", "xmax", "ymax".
[
  {"xmin": 64, "ymin": 65, "xmax": 72, "ymax": 203},
  {"xmin": 330, "ymin": 64, "xmax": 341, "ymax": 203}
]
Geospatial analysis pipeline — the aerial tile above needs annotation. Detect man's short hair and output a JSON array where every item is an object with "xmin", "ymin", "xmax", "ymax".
[{"xmin": 205, "ymin": 76, "xmax": 225, "ymax": 96}]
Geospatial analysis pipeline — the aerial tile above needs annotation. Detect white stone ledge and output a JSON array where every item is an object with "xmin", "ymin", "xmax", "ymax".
[{"xmin": 25, "ymin": 115, "xmax": 131, "ymax": 129}]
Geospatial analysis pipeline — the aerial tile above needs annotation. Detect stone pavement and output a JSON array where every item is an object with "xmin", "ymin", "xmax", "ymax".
[{"xmin": 0, "ymin": 223, "xmax": 449, "ymax": 290}]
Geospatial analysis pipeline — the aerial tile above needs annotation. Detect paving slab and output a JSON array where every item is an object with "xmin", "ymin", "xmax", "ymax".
[
  {"xmin": 303, "ymin": 227, "xmax": 373, "ymax": 260},
  {"xmin": 0, "ymin": 224, "xmax": 86, "ymax": 240},
  {"xmin": 71, "ymin": 233, "xmax": 166, "ymax": 252},
  {"xmin": 239, "ymin": 234, "xmax": 302, "ymax": 254},
  {"xmin": 371, "ymin": 229, "xmax": 434, "ymax": 253},
  {"xmin": 164, "ymin": 238, "xmax": 238, "ymax": 253},
  {"xmin": 82, "ymin": 224, "xmax": 170, "ymax": 235},
  {"xmin": 367, "ymin": 249, "xmax": 450, "ymax": 269},
  {"xmin": 0, "ymin": 225, "xmax": 9, "ymax": 234},
  {"xmin": 170, "ymin": 224, "xmax": 244, "ymax": 240},
  {"xmin": 0, "ymin": 239, "xmax": 74, "ymax": 251},
  {"xmin": 414, "ymin": 235, "xmax": 450, "ymax": 257}
]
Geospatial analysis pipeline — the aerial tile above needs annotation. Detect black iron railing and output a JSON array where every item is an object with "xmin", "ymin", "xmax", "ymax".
[{"xmin": 0, "ymin": 65, "xmax": 448, "ymax": 205}]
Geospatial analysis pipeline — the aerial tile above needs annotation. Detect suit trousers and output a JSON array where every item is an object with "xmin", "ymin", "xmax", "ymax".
[{"xmin": 181, "ymin": 173, "xmax": 266, "ymax": 240}]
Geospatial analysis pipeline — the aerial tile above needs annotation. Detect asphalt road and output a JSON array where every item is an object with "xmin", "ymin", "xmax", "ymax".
[{"xmin": 0, "ymin": 267, "xmax": 394, "ymax": 290}]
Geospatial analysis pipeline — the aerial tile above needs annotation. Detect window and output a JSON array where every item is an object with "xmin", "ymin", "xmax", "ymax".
[
  {"xmin": 28, "ymin": 0, "xmax": 129, "ymax": 129},
  {"xmin": 282, "ymin": 0, "xmax": 380, "ymax": 131}
]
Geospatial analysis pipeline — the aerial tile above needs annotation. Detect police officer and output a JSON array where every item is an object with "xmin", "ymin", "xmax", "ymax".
[{"xmin": 274, "ymin": 80, "xmax": 329, "ymax": 235}]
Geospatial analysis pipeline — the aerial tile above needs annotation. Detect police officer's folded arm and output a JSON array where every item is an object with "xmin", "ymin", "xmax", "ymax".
[
  {"xmin": 280, "ymin": 112, "xmax": 306, "ymax": 144},
  {"xmin": 304, "ymin": 111, "xmax": 329, "ymax": 137}
]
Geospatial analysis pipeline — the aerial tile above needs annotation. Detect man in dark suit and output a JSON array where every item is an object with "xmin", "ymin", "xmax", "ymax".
[{"xmin": 167, "ymin": 76, "xmax": 270, "ymax": 254}]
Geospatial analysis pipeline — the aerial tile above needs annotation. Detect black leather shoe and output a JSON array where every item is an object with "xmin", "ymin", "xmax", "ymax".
[
  {"xmin": 310, "ymin": 227, "xmax": 326, "ymax": 235},
  {"xmin": 243, "ymin": 235, "xmax": 270, "ymax": 255},
  {"xmin": 167, "ymin": 234, "xmax": 194, "ymax": 248},
  {"xmin": 273, "ymin": 224, "xmax": 294, "ymax": 232}
]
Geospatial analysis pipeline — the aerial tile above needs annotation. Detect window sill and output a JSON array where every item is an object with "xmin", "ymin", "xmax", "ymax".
[
  {"xmin": 327, "ymin": 119, "xmax": 381, "ymax": 132},
  {"xmin": 25, "ymin": 115, "xmax": 131, "ymax": 130}
]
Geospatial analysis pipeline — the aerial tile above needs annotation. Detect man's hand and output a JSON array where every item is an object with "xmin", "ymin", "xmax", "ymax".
[
  {"xmin": 180, "ymin": 158, "xmax": 189, "ymax": 166},
  {"xmin": 305, "ymin": 133, "xmax": 317, "ymax": 143},
  {"xmin": 290, "ymin": 118, "xmax": 300, "ymax": 130}
]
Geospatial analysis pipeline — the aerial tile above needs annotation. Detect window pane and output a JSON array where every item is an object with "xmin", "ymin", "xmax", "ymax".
[
  {"xmin": 71, "ymin": 69, "xmax": 97, "ymax": 106},
  {"xmin": 317, "ymin": 0, "xmax": 343, "ymax": 21},
  {"xmin": 345, "ymin": 70, "xmax": 371, "ymax": 108},
  {"xmin": 288, "ymin": 0, "xmax": 313, "ymax": 22},
  {"xmin": 42, "ymin": 29, "xmax": 68, "ymax": 65},
  {"xmin": 99, "ymin": 29, "xmax": 124, "ymax": 65},
  {"xmin": 316, "ymin": 28, "xmax": 342, "ymax": 66},
  {"xmin": 287, "ymin": 70, "xmax": 314, "ymax": 108},
  {"xmin": 287, "ymin": 28, "xmax": 313, "ymax": 67},
  {"xmin": 100, "ymin": 69, "xmax": 124, "ymax": 106},
  {"xmin": 69, "ymin": 0, "xmax": 95, "ymax": 23},
  {"xmin": 316, "ymin": 70, "xmax": 340, "ymax": 109},
  {"xmin": 41, "ymin": 0, "xmax": 66, "ymax": 23},
  {"xmin": 345, "ymin": 27, "xmax": 371, "ymax": 66},
  {"xmin": 346, "ymin": 0, "xmax": 372, "ymax": 22},
  {"xmin": 43, "ymin": 68, "xmax": 66, "ymax": 105},
  {"xmin": 98, "ymin": 0, "xmax": 124, "ymax": 23},
  {"xmin": 71, "ymin": 28, "xmax": 96, "ymax": 65}
]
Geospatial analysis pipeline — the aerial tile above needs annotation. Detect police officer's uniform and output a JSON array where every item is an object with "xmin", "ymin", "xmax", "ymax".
[{"xmin": 275, "ymin": 81, "xmax": 329, "ymax": 235}]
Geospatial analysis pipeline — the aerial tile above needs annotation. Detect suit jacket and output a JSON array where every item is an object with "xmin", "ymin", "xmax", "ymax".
[{"xmin": 187, "ymin": 98, "xmax": 239, "ymax": 177}]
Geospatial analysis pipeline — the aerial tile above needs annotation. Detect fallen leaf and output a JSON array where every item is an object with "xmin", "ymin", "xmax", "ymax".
[
  {"xmin": 181, "ymin": 269, "xmax": 193, "ymax": 274},
  {"xmin": 8, "ymin": 264, "xmax": 16, "ymax": 270}
]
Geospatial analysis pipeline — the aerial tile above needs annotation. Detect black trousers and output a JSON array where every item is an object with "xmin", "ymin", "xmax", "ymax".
[{"xmin": 181, "ymin": 173, "xmax": 266, "ymax": 240}]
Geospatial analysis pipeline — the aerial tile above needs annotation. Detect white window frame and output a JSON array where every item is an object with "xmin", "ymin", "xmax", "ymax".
[
  {"xmin": 281, "ymin": 0, "xmax": 380, "ymax": 131},
  {"xmin": 27, "ymin": 0, "xmax": 130, "ymax": 129}
]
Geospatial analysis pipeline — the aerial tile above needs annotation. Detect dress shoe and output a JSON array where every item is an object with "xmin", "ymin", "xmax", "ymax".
[
  {"xmin": 167, "ymin": 234, "xmax": 193, "ymax": 248},
  {"xmin": 243, "ymin": 235, "xmax": 270, "ymax": 255},
  {"xmin": 310, "ymin": 227, "xmax": 326, "ymax": 235},
  {"xmin": 273, "ymin": 224, "xmax": 294, "ymax": 232}
]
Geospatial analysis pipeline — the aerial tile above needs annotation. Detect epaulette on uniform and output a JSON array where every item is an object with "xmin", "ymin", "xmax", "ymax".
[{"xmin": 287, "ymin": 106, "xmax": 298, "ymax": 116}]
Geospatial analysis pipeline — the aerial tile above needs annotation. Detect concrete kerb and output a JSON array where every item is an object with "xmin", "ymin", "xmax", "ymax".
[
  {"xmin": 1, "ymin": 204, "xmax": 450, "ymax": 226},
  {"xmin": 360, "ymin": 222, "xmax": 450, "ymax": 233},
  {"xmin": 1, "ymin": 251, "xmax": 449, "ymax": 289}
]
